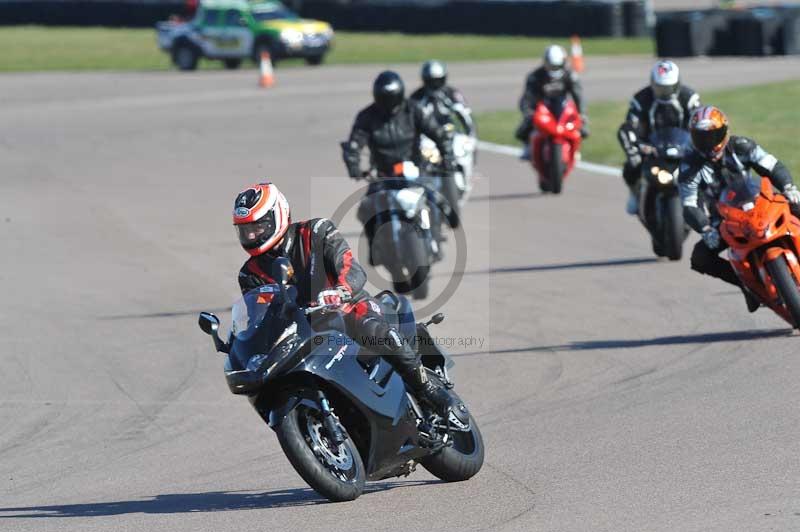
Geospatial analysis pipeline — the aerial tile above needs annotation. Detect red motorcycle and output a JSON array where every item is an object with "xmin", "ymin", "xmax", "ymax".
[{"xmin": 530, "ymin": 97, "xmax": 582, "ymax": 194}]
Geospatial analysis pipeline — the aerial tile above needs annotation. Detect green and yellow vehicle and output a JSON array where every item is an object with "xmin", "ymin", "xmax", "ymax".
[{"xmin": 156, "ymin": 0, "xmax": 334, "ymax": 70}]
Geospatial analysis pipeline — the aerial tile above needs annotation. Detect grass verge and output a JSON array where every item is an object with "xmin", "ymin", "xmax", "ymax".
[
  {"xmin": 0, "ymin": 26, "xmax": 651, "ymax": 72},
  {"xmin": 475, "ymin": 80, "xmax": 800, "ymax": 178}
]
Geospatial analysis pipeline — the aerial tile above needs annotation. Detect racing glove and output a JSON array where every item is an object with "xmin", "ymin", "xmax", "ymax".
[
  {"xmin": 783, "ymin": 184, "xmax": 800, "ymax": 204},
  {"xmin": 702, "ymin": 227, "xmax": 721, "ymax": 250},
  {"xmin": 317, "ymin": 287, "xmax": 351, "ymax": 308}
]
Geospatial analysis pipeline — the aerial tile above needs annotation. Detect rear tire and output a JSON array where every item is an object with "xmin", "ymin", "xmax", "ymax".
[
  {"xmin": 549, "ymin": 142, "xmax": 564, "ymax": 195},
  {"xmin": 766, "ymin": 255, "xmax": 800, "ymax": 328},
  {"xmin": 223, "ymin": 58, "xmax": 242, "ymax": 70},
  {"xmin": 276, "ymin": 402, "xmax": 365, "ymax": 502},
  {"xmin": 305, "ymin": 54, "xmax": 325, "ymax": 66},
  {"xmin": 663, "ymin": 194, "xmax": 684, "ymax": 261},
  {"xmin": 419, "ymin": 376, "xmax": 484, "ymax": 482}
]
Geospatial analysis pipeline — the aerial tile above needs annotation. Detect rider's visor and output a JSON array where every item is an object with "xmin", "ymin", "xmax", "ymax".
[
  {"xmin": 653, "ymin": 83, "xmax": 678, "ymax": 101},
  {"xmin": 691, "ymin": 126, "xmax": 728, "ymax": 156},
  {"xmin": 236, "ymin": 211, "xmax": 276, "ymax": 249}
]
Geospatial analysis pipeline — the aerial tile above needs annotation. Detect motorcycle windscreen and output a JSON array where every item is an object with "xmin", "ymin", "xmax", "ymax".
[
  {"xmin": 719, "ymin": 173, "xmax": 762, "ymax": 211},
  {"xmin": 229, "ymin": 285, "xmax": 293, "ymax": 368},
  {"xmin": 649, "ymin": 127, "xmax": 690, "ymax": 159}
]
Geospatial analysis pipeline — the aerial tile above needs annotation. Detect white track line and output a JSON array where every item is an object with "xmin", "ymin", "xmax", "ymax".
[{"xmin": 476, "ymin": 139, "xmax": 621, "ymax": 178}]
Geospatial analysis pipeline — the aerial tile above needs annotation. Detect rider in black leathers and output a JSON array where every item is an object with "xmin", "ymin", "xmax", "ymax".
[
  {"xmin": 233, "ymin": 182, "xmax": 454, "ymax": 415},
  {"xmin": 618, "ymin": 60, "xmax": 701, "ymax": 214},
  {"xmin": 409, "ymin": 60, "xmax": 473, "ymax": 133},
  {"xmin": 679, "ymin": 106, "xmax": 800, "ymax": 313},
  {"xmin": 342, "ymin": 71, "xmax": 458, "ymax": 250}
]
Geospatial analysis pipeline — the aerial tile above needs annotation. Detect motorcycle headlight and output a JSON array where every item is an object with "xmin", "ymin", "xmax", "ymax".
[
  {"xmin": 396, "ymin": 187, "xmax": 425, "ymax": 218},
  {"xmin": 657, "ymin": 170, "xmax": 674, "ymax": 185}
]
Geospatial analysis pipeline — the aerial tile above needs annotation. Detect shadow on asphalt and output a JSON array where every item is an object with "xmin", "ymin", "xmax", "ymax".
[
  {"xmin": 468, "ymin": 191, "xmax": 542, "ymax": 202},
  {"xmin": 100, "ymin": 307, "xmax": 231, "ymax": 320},
  {"xmin": 0, "ymin": 480, "xmax": 440, "ymax": 518},
  {"xmin": 453, "ymin": 328, "xmax": 793, "ymax": 357},
  {"xmin": 438, "ymin": 257, "xmax": 659, "ymax": 278}
]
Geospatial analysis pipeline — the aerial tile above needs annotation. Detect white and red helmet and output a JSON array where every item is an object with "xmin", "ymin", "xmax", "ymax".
[{"xmin": 232, "ymin": 182, "xmax": 290, "ymax": 256}]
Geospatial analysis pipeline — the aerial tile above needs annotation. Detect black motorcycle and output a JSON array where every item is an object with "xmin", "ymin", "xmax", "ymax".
[
  {"xmin": 197, "ymin": 258, "xmax": 484, "ymax": 502},
  {"xmin": 637, "ymin": 127, "xmax": 691, "ymax": 261},
  {"xmin": 357, "ymin": 164, "xmax": 441, "ymax": 300}
]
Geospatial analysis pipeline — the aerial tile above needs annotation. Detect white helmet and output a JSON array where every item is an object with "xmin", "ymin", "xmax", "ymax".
[
  {"xmin": 651, "ymin": 60, "xmax": 680, "ymax": 102},
  {"xmin": 543, "ymin": 45, "xmax": 567, "ymax": 77}
]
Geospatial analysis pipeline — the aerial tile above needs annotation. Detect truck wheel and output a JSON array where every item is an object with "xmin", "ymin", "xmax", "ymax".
[
  {"xmin": 305, "ymin": 54, "xmax": 325, "ymax": 66},
  {"xmin": 223, "ymin": 58, "xmax": 242, "ymax": 70},
  {"xmin": 172, "ymin": 43, "xmax": 199, "ymax": 71}
]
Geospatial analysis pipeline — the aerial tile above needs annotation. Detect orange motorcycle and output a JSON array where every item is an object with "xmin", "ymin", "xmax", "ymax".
[{"xmin": 718, "ymin": 176, "xmax": 800, "ymax": 327}]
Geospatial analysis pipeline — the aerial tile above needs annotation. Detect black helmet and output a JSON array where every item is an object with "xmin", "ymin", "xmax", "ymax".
[
  {"xmin": 421, "ymin": 60, "xmax": 447, "ymax": 91},
  {"xmin": 373, "ymin": 70, "xmax": 405, "ymax": 114}
]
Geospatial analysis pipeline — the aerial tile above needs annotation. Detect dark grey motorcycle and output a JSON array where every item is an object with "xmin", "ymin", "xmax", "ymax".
[
  {"xmin": 197, "ymin": 259, "xmax": 484, "ymax": 502},
  {"xmin": 637, "ymin": 127, "xmax": 691, "ymax": 261}
]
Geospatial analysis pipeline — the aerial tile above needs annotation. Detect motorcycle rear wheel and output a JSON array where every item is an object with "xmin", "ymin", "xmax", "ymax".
[
  {"xmin": 419, "ymin": 374, "xmax": 484, "ymax": 482},
  {"xmin": 766, "ymin": 254, "xmax": 800, "ymax": 328},
  {"xmin": 276, "ymin": 403, "xmax": 365, "ymax": 502}
]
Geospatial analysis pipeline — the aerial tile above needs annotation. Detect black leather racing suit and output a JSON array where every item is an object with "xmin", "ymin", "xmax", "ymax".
[
  {"xmin": 342, "ymin": 100, "xmax": 455, "ymax": 178},
  {"xmin": 342, "ymin": 99, "xmax": 456, "ymax": 244},
  {"xmin": 238, "ymin": 218, "xmax": 420, "ymax": 375},
  {"xmin": 678, "ymin": 136, "xmax": 796, "ymax": 286},
  {"xmin": 515, "ymin": 66, "xmax": 585, "ymax": 142},
  {"xmin": 410, "ymin": 85, "xmax": 473, "ymax": 133},
  {"xmin": 618, "ymin": 85, "xmax": 701, "ymax": 189}
]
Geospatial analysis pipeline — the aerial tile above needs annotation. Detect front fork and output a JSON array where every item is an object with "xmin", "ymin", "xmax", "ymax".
[{"xmin": 316, "ymin": 389, "xmax": 346, "ymax": 446}]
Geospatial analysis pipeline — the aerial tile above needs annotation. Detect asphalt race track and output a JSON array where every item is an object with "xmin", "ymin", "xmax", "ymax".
[{"xmin": 1, "ymin": 56, "xmax": 799, "ymax": 532}]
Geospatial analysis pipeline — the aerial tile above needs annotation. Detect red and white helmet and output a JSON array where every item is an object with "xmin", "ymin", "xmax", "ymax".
[{"xmin": 232, "ymin": 182, "xmax": 290, "ymax": 256}]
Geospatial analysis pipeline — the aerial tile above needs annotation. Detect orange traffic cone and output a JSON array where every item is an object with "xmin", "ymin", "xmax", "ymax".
[
  {"xmin": 570, "ymin": 35, "xmax": 584, "ymax": 73},
  {"xmin": 259, "ymin": 51, "xmax": 275, "ymax": 88}
]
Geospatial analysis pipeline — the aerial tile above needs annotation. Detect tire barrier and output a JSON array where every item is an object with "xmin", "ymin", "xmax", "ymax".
[
  {"xmin": 0, "ymin": 0, "xmax": 647, "ymax": 35},
  {"xmin": 0, "ymin": 0, "xmax": 187, "ymax": 27},
  {"xmin": 656, "ymin": 7, "xmax": 800, "ymax": 57},
  {"xmin": 297, "ymin": 0, "xmax": 647, "ymax": 38}
]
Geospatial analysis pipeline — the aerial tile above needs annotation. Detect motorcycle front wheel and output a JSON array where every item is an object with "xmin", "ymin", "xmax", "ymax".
[
  {"xmin": 662, "ymin": 194, "xmax": 685, "ymax": 261},
  {"xmin": 276, "ymin": 402, "xmax": 365, "ymax": 502},
  {"xmin": 766, "ymin": 254, "xmax": 800, "ymax": 328},
  {"xmin": 548, "ymin": 142, "xmax": 564, "ymax": 195}
]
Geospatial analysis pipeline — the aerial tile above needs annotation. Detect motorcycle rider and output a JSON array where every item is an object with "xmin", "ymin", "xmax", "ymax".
[
  {"xmin": 619, "ymin": 60, "xmax": 701, "ymax": 214},
  {"xmin": 679, "ymin": 105, "xmax": 800, "ymax": 312},
  {"xmin": 515, "ymin": 44, "xmax": 588, "ymax": 159},
  {"xmin": 342, "ymin": 70, "xmax": 458, "ymax": 251},
  {"xmin": 233, "ymin": 182, "xmax": 455, "ymax": 415},
  {"xmin": 410, "ymin": 60, "xmax": 473, "ymax": 133}
]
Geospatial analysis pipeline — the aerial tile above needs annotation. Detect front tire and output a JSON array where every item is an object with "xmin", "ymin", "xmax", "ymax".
[
  {"xmin": 276, "ymin": 403, "xmax": 365, "ymax": 502},
  {"xmin": 549, "ymin": 141, "xmax": 564, "ymax": 195},
  {"xmin": 441, "ymin": 174, "xmax": 461, "ymax": 228},
  {"xmin": 172, "ymin": 43, "xmax": 199, "ymax": 71},
  {"xmin": 305, "ymin": 54, "xmax": 325, "ymax": 66},
  {"xmin": 662, "ymin": 194, "xmax": 684, "ymax": 261},
  {"xmin": 766, "ymin": 254, "xmax": 800, "ymax": 328},
  {"xmin": 392, "ymin": 227, "xmax": 430, "ymax": 295}
]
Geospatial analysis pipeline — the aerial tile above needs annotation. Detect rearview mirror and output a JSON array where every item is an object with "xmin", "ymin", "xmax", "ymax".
[
  {"xmin": 426, "ymin": 313, "xmax": 445, "ymax": 326},
  {"xmin": 198, "ymin": 312, "xmax": 220, "ymax": 335},
  {"xmin": 272, "ymin": 257, "xmax": 292, "ymax": 285}
]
